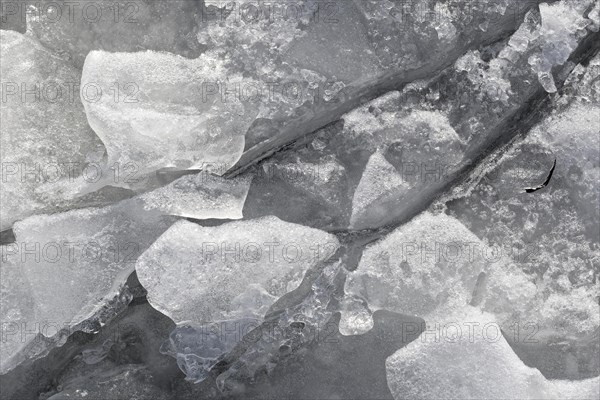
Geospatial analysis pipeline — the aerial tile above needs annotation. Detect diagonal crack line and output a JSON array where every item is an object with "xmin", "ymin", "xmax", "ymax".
[
  {"xmin": 334, "ymin": 27, "xmax": 600, "ymax": 252},
  {"xmin": 184, "ymin": 3, "xmax": 598, "ymax": 387},
  {"xmin": 223, "ymin": 1, "xmax": 554, "ymax": 179},
  {"xmin": 237, "ymin": 30, "xmax": 600, "ymax": 370}
]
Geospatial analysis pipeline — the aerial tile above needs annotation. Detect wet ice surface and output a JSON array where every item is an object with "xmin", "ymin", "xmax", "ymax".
[{"xmin": 1, "ymin": 0, "xmax": 600, "ymax": 399}]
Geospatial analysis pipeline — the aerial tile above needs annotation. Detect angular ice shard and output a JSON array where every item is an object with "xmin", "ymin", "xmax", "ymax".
[
  {"xmin": 340, "ymin": 212, "xmax": 534, "ymax": 335},
  {"xmin": 0, "ymin": 252, "xmax": 134, "ymax": 375},
  {"xmin": 9, "ymin": 201, "xmax": 172, "ymax": 331},
  {"xmin": 350, "ymin": 151, "xmax": 410, "ymax": 229},
  {"xmin": 27, "ymin": 0, "xmax": 203, "ymax": 68},
  {"xmin": 137, "ymin": 172, "xmax": 252, "ymax": 220},
  {"xmin": 386, "ymin": 306, "xmax": 600, "ymax": 400},
  {"xmin": 341, "ymin": 212, "xmax": 476, "ymax": 333},
  {"xmin": 311, "ymin": 92, "xmax": 467, "ymax": 230},
  {"xmin": 0, "ymin": 30, "xmax": 105, "ymax": 229},
  {"xmin": 80, "ymin": 50, "xmax": 258, "ymax": 180},
  {"xmin": 136, "ymin": 217, "xmax": 340, "ymax": 324}
]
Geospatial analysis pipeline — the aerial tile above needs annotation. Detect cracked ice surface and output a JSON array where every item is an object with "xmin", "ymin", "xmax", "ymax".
[
  {"xmin": 2, "ymin": 0, "xmax": 600, "ymax": 398},
  {"xmin": 0, "ymin": 172, "xmax": 251, "ymax": 373}
]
